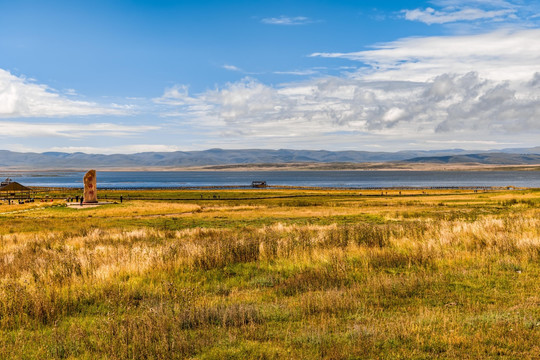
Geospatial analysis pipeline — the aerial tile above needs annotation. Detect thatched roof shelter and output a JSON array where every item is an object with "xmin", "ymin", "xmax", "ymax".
[{"xmin": 0, "ymin": 181, "xmax": 33, "ymax": 199}]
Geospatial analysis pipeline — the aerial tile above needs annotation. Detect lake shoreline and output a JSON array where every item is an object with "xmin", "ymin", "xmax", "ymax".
[
  {"xmin": 1, "ymin": 162, "xmax": 540, "ymax": 172},
  {"xmin": 2, "ymin": 169, "xmax": 539, "ymax": 188}
]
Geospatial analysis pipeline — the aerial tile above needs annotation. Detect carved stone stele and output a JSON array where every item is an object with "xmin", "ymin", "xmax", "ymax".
[{"xmin": 83, "ymin": 170, "xmax": 98, "ymax": 203}]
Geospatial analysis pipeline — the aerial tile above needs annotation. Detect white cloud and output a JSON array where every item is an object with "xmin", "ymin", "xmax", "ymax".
[
  {"xmin": 153, "ymin": 85, "xmax": 198, "ymax": 106},
  {"xmin": 151, "ymin": 28, "xmax": 540, "ymax": 150},
  {"xmin": 0, "ymin": 69, "xmax": 131, "ymax": 118},
  {"xmin": 261, "ymin": 16, "xmax": 312, "ymax": 25},
  {"xmin": 0, "ymin": 121, "xmax": 158, "ymax": 138},
  {"xmin": 274, "ymin": 69, "xmax": 319, "ymax": 76},
  {"xmin": 310, "ymin": 29, "xmax": 540, "ymax": 82},
  {"xmin": 46, "ymin": 144, "xmax": 182, "ymax": 154},
  {"xmin": 222, "ymin": 64, "xmax": 242, "ymax": 72},
  {"xmin": 431, "ymin": 0, "xmax": 516, "ymax": 10},
  {"xmin": 403, "ymin": 7, "xmax": 515, "ymax": 24},
  {"xmin": 154, "ymin": 71, "xmax": 540, "ymax": 147},
  {"xmin": 64, "ymin": 88, "xmax": 78, "ymax": 96},
  {"xmin": 402, "ymin": 0, "xmax": 523, "ymax": 25}
]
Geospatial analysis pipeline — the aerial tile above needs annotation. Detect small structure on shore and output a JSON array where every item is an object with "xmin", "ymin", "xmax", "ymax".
[
  {"xmin": 83, "ymin": 170, "xmax": 98, "ymax": 203},
  {"xmin": 252, "ymin": 180, "xmax": 267, "ymax": 188},
  {"xmin": 1, "ymin": 178, "xmax": 13, "ymax": 187},
  {"xmin": 0, "ymin": 181, "xmax": 33, "ymax": 200}
]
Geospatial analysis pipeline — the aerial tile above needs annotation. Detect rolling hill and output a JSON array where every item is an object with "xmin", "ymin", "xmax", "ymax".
[{"xmin": 0, "ymin": 147, "xmax": 539, "ymax": 169}]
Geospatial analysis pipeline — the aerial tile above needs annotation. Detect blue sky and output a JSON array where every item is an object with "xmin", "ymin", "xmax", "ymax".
[{"xmin": 1, "ymin": 0, "xmax": 540, "ymax": 153}]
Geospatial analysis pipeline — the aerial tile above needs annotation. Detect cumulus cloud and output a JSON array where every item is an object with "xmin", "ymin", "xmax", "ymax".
[
  {"xmin": 261, "ymin": 16, "xmax": 312, "ymax": 25},
  {"xmin": 153, "ymin": 85, "xmax": 193, "ymax": 106},
  {"xmin": 154, "ymin": 72, "xmax": 540, "ymax": 145},
  {"xmin": 0, "ymin": 69, "xmax": 130, "ymax": 118},
  {"xmin": 152, "ymin": 28, "xmax": 540, "ymax": 150}
]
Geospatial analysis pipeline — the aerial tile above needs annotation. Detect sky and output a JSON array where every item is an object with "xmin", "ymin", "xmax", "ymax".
[{"xmin": 1, "ymin": 0, "xmax": 540, "ymax": 154}]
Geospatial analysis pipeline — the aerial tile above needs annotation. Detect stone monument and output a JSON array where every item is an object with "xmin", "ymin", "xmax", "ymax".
[{"xmin": 83, "ymin": 170, "xmax": 98, "ymax": 203}]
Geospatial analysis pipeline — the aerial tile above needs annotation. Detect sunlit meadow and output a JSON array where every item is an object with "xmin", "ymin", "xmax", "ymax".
[{"xmin": 0, "ymin": 188, "xmax": 539, "ymax": 359}]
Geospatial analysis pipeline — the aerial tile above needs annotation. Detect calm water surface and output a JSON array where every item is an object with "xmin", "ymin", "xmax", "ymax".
[{"xmin": 1, "ymin": 171, "xmax": 539, "ymax": 188}]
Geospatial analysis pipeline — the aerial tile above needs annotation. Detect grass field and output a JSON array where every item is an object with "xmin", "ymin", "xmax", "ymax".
[{"xmin": 0, "ymin": 188, "xmax": 539, "ymax": 359}]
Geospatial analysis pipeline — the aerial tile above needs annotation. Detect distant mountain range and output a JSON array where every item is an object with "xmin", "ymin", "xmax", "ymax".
[
  {"xmin": 404, "ymin": 152, "xmax": 540, "ymax": 165},
  {"xmin": 0, "ymin": 147, "xmax": 539, "ymax": 169}
]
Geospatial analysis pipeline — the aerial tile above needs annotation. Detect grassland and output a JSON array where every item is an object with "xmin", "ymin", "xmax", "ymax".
[{"xmin": 0, "ymin": 188, "xmax": 539, "ymax": 359}]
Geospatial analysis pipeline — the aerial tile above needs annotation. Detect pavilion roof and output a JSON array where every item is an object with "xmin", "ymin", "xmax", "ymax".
[{"xmin": 0, "ymin": 182, "xmax": 32, "ymax": 192}]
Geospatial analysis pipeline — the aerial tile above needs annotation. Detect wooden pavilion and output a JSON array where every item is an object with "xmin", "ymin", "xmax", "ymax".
[{"xmin": 0, "ymin": 181, "xmax": 34, "ymax": 200}]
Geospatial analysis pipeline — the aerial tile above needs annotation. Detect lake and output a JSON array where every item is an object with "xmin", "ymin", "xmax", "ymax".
[{"xmin": 1, "ymin": 171, "xmax": 539, "ymax": 189}]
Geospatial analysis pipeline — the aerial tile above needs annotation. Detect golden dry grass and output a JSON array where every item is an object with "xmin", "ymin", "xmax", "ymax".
[{"xmin": 0, "ymin": 188, "xmax": 538, "ymax": 359}]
